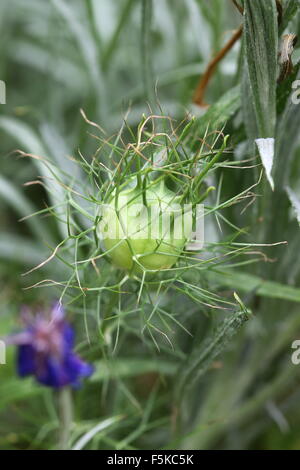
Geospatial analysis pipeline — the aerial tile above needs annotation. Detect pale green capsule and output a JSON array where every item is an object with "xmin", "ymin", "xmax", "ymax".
[{"xmin": 98, "ymin": 181, "xmax": 193, "ymax": 272}]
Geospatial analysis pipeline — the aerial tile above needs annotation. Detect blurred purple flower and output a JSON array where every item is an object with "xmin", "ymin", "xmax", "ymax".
[{"xmin": 6, "ymin": 302, "xmax": 94, "ymax": 388}]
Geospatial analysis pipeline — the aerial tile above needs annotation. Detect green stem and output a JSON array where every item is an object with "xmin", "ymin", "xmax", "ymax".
[
  {"xmin": 141, "ymin": 0, "xmax": 154, "ymax": 103},
  {"xmin": 58, "ymin": 387, "xmax": 73, "ymax": 450}
]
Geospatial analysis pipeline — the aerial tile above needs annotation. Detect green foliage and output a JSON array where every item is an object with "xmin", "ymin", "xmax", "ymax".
[{"xmin": 244, "ymin": 0, "xmax": 278, "ymax": 138}]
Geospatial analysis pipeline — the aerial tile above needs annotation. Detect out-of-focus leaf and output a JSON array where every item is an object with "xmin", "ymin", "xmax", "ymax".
[
  {"xmin": 244, "ymin": 0, "xmax": 278, "ymax": 138},
  {"xmin": 255, "ymin": 138, "xmax": 275, "ymax": 190},
  {"xmin": 51, "ymin": 0, "xmax": 106, "ymax": 110},
  {"xmin": 0, "ymin": 379, "xmax": 43, "ymax": 412},
  {"xmin": 102, "ymin": 0, "xmax": 136, "ymax": 69},
  {"xmin": 0, "ymin": 116, "xmax": 47, "ymax": 156},
  {"xmin": 0, "ymin": 175, "xmax": 50, "ymax": 242},
  {"xmin": 72, "ymin": 416, "xmax": 124, "ymax": 450},
  {"xmin": 207, "ymin": 269, "xmax": 300, "ymax": 302},
  {"xmin": 192, "ymin": 85, "xmax": 241, "ymax": 144},
  {"xmin": 286, "ymin": 186, "xmax": 300, "ymax": 226},
  {"xmin": 185, "ymin": 0, "xmax": 212, "ymax": 61},
  {"xmin": 277, "ymin": 61, "xmax": 300, "ymax": 115},
  {"xmin": 0, "ymin": 234, "xmax": 47, "ymax": 265},
  {"xmin": 141, "ymin": 0, "xmax": 155, "ymax": 103},
  {"xmin": 90, "ymin": 358, "xmax": 178, "ymax": 382},
  {"xmin": 9, "ymin": 40, "xmax": 85, "ymax": 92},
  {"xmin": 273, "ymin": 69, "xmax": 300, "ymax": 187},
  {"xmin": 280, "ymin": 0, "xmax": 300, "ymax": 34},
  {"xmin": 0, "ymin": 116, "xmax": 68, "ymax": 238}
]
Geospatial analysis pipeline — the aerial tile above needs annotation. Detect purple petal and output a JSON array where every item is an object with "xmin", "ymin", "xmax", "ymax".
[
  {"xmin": 5, "ymin": 331, "xmax": 32, "ymax": 346},
  {"xmin": 51, "ymin": 302, "xmax": 65, "ymax": 322},
  {"xmin": 36, "ymin": 357, "xmax": 69, "ymax": 387},
  {"xmin": 64, "ymin": 353, "xmax": 94, "ymax": 387},
  {"xmin": 62, "ymin": 323, "xmax": 75, "ymax": 350},
  {"xmin": 18, "ymin": 344, "xmax": 36, "ymax": 377},
  {"xmin": 34, "ymin": 353, "xmax": 93, "ymax": 388}
]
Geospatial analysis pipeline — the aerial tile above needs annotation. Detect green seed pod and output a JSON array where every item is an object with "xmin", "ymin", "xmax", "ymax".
[{"xmin": 98, "ymin": 180, "xmax": 193, "ymax": 272}]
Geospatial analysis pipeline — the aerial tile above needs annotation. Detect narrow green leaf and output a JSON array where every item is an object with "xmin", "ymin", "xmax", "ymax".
[
  {"xmin": 102, "ymin": 0, "xmax": 136, "ymax": 69},
  {"xmin": 242, "ymin": 57, "xmax": 259, "ymax": 141},
  {"xmin": 51, "ymin": 0, "xmax": 104, "ymax": 93},
  {"xmin": 207, "ymin": 269, "xmax": 300, "ymax": 303},
  {"xmin": 244, "ymin": 0, "xmax": 278, "ymax": 138},
  {"xmin": 72, "ymin": 416, "xmax": 124, "ymax": 450},
  {"xmin": 192, "ymin": 85, "xmax": 241, "ymax": 144},
  {"xmin": 0, "ymin": 175, "xmax": 50, "ymax": 242},
  {"xmin": 141, "ymin": 0, "xmax": 154, "ymax": 103}
]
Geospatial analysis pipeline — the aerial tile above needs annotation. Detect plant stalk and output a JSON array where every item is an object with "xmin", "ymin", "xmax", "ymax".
[{"xmin": 58, "ymin": 387, "xmax": 73, "ymax": 450}]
